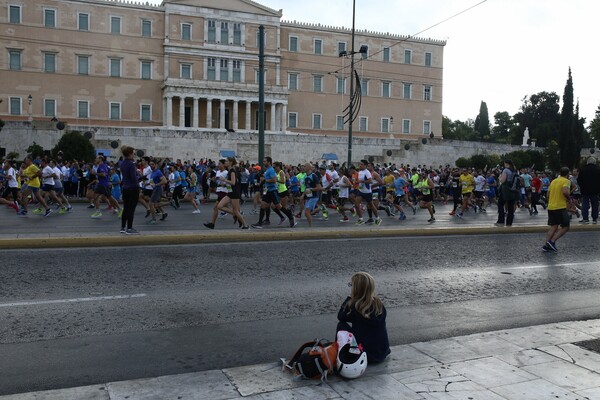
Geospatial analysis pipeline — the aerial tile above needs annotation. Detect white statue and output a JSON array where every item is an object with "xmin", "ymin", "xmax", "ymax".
[{"xmin": 521, "ymin": 127, "xmax": 530, "ymax": 147}]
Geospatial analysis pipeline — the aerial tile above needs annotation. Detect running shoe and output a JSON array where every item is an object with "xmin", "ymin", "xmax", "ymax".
[
  {"xmin": 160, "ymin": 213, "xmax": 168, "ymax": 221},
  {"xmin": 384, "ymin": 206, "xmax": 391, "ymax": 217},
  {"xmin": 399, "ymin": 213, "xmax": 407, "ymax": 221},
  {"xmin": 365, "ymin": 218, "xmax": 374, "ymax": 224},
  {"xmin": 428, "ymin": 217, "xmax": 436, "ymax": 223},
  {"xmin": 340, "ymin": 217, "xmax": 349, "ymax": 222},
  {"xmin": 219, "ymin": 211, "xmax": 227, "ymax": 218},
  {"xmin": 412, "ymin": 207, "xmax": 417, "ymax": 215},
  {"xmin": 87, "ymin": 204, "xmax": 95, "ymax": 209},
  {"xmin": 375, "ymin": 218, "xmax": 382, "ymax": 226},
  {"xmin": 145, "ymin": 210, "xmax": 151, "ymax": 218},
  {"xmin": 192, "ymin": 209, "xmax": 202, "ymax": 214},
  {"xmin": 351, "ymin": 208, "xmax": 357, "ymax": 217},
  {"xmin": 449, "ymin": 210, "xmax": 456, "ymax": 216},
  {"xmin": 355, "ymin": 219, "xmax": 365, "ymax": 225},
  {"xmin": 322, "ymin": 210, "xmax": 329, "ymax": 219},
  {"xmin": 529, "ymin": 208, "xmax": 533, "ymax": 216},
  {"xmin": 546, "ymin": 241, "xmax": 558, "ymax": 252},
  {"xmin": 240, "ymin": 225, "xmax": 250, "ymax": 229},
  {"xmin": 432, "ymin": 204, "xmax": 436, "ymax": 214},
  {"xmin": 126, "ymin": 228, "xmax": 140, "ymax": 235},
  {"xmin": 91, "ymin": 211, "xmax": 102, "ymax": 218},
  {"xmin": 147, "ymin": 219, "xmax": 157, "ymax": 225},
  {"xmin": 251, "ymin": 223, "xmax": 263, "ymax": 229},
  {"xmin": 120, "ymin": 228, "xmax": 126, "ymax": 234},
  {"xmin": 43, "ymin": 209, "xmax": 53, "ymax": 217},
  {"xmin": 456, "ymin": 212, "xmax": 463, "ymax": 219},
  {"xmin": 250, "ymin": 209, "xmax": 258, "ymax": 215},
  {"xmin": 263, "ymin": 220, "xmax": 270, "ymax": 225},
  {"xmin": 17, "ymin": 209, "xmax": 28, "ymax": 216},
  {"xmin": 32, "ymin": 208, "xmax": 43, "ymax": 215},
  {"xmin": 290, "ymin": 220, "xmax": 298, "ymax": 228},
  {"xmin": 542, "ymin": 244, "xmax": 552, "ymax": 252},
  {"xmin": 594, "ymin": 220, "xmax": 598, "ymax": 224},
  {"xmin": 579, "ymin": 219, "xmax": 590, "ymax": 224},
  {"xmin": 203, "ymin": 222, "xmax": 215, "ymax": 229},
  {"xmin": 59, "ymin": 207, "xmax": 67, "ymax": 215},
  {"xmin": 278, "ymin": 217, "xmax": 286, "ymax": 226},
  {"xmin": 480, "ymin": 208, "xmax": 487, "ymax": 213},
  {"xmin": 117, "ymin": 208, "xmax": 124, "ymax": 218},
  {"xmin": 67, "ymin": 205, "xmax": 73, "ymax": 212}
]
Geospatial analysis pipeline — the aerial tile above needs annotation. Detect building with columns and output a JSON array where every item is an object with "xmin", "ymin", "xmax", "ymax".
[{"xmin": 0, "ymin": 0, "xmax": 445, "ymax": 138}]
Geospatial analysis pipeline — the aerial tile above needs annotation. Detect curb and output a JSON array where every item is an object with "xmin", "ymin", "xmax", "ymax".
[{"xmin": 2, "ymin": 224, "xmax": 599, "ymax": 249}]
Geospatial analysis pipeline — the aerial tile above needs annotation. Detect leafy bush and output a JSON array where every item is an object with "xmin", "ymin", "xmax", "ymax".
[{"xmin": 52, "ymin": 131, "xmax": 95, "ymax": 162}]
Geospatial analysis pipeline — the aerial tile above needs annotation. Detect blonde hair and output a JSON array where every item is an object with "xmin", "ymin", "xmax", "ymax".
[{"xmin": 346, "ymin": 272, "xmax": 383, "ymax": 318}]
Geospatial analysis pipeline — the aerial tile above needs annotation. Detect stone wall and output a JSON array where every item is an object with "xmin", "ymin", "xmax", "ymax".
[{"xmin": 0, "ymin": 122, "xmax": 541, "ymax": 166}]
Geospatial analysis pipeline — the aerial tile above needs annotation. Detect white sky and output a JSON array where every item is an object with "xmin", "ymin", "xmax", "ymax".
[{"xmin": 154, "ymin": 0, "xmax": 600, "ymax": 125}]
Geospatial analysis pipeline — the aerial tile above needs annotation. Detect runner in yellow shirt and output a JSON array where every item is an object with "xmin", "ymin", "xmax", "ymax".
[
  {"xmin": 459, "ymin": 169, "xmax": 475, "ymax": 217},
  {"xmin": 543, "ymin": 167, "xmax": 572, "ymax": 253},
  {"xmin": 18, "ymin": 156, "xmax": 51, "ymax": 216}
]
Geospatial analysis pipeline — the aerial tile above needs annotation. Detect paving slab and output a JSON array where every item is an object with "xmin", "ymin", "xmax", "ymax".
[
  {"xmin": 446, "ymin": 356, "xmax": 537, "ymax": 388},
  {"xmin": 410, "ymin": 338, "xmax": 482, "ymax": 364},
  {"xmin": 242, "ymin": 385, "xmax": 341, "ymax": 400},
  {"xmin": 106, "ymin": 370, "xmax": 240, "ymax": 400},
  {"xmin": 419, "ymin": 390, "xmax": 507, "ymax": 400},
  {"xmin": 453, "ymin": 331, "xmax": 525, "ymax": 357},
  {"xmin": 494, "ymin": 324, "xmax": 596, "ymax": 349},
  {"xmin": 491, "ymin": 378, "xmax": 582, "ymax": 400},
  {"xmin": 362, "ymin": 344, "xmax": 440, "ymax": 376},
  {"xmin": 328, "ymin": 375, "xmax": 422, "ymax": 400},
  {"xmin": 539, "ymin": 343, "xmax": 600, "ymax": 373},
  {"xmin": 496, "ymin": 349, "xmax": 562, "ymax": 368},
  {"xmin": 522, "ymin": 359, "xmax": 600, "ymax": 392},
  {"xmin": 223, "ymin": 363, "xmax": 315, "ymax": 397},
  {"xmin": 0, "ymin": 385, "xmax": 109, "ymax": 400}
]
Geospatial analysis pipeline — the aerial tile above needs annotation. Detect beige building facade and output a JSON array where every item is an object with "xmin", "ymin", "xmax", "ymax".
[{"xmin": 0, "ymin": 0, "xmax": 445, "ymax": 138}]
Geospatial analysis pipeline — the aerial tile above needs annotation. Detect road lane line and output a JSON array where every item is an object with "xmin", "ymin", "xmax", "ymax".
[
  {"xmin": 0, "ymin": 293, "xmax": 147, "ymax": 308},
  {"xmin": 504, "ymin": 262, "xmax": 600, "ymax": 271}
]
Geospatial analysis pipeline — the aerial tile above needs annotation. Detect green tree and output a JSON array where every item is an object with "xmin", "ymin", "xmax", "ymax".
[
  {"xmin": 26, "ymin": 142, "xmax": 44, "ymax": 159},
  {"xmin": 6, "ymin": 151, "xmax": 19, "ymax": 160},
  {"xmin": 590, "ymin": 104, "xmax": 600, "ymax": 145},
  {"xmin": 501, "ymin": 150, "xmax": 545, "ymax": 170},
  {"xmin": 513, "ymin": 91, "xmax": 560, "ymax": 147},
  {"xmin": 544, "ymin": 140, "xmax": 561, "ymax": 172},
  {"xmin": 442, "ymin": 118, "xmax": 478, "ymax": 141},
  {"xmin": 474, "ymin": 101, "xmax": 490, "ymax": 141},
  {"xmin": 492, "ymin": 111, "xmax": 514, "ymax": 142},
  {"xmin": 558, "ymin": 68, "xmax": 579, "ymax": 169},
  {"xmin": 52, "ymin": 131, "xmax": 96, "ymax": 162}
]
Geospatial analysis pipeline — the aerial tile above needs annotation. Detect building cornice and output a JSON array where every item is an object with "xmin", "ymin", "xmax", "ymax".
[{"xmin": 71, "ymin": 0, "xmax": 162, "ymax": 11}]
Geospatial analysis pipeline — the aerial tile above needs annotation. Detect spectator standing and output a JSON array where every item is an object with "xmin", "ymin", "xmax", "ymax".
[
  {"xmin": 578, "ymin": 157, "xmax": 600, "ymax": 224},
  {"xmin": 119, "ymin": 146, "xmax": 140, "ymax": 234}
]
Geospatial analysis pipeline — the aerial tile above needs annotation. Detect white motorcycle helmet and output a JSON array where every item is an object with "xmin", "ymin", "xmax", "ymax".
[{"xmin": 336, "ymin": 343, "xmax": 367, "ymax": 379}]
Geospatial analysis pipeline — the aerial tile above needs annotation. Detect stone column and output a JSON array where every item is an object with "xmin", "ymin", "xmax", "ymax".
[
  {"xmin": 219, "ymin": 99, "xmax": 226, "ymax": 129},
  {"xmin": 270, "ymin": 103, "xmax": 276, "ymax": 132},
  {"xmin": 281, "ymin": 103, "xmax": 287, "ymax": 133},
  {"xmin": 245, "ymin": 101, "xmax": 251, "ymax": 130},
  {"xmin": 233, "ymin": 100, "xmax": 239, "ymax": 131},
  {"xmin": 193, "ymin": 97, "xmax": 199, "ymax": 128},
  {"xmin": 206, "ymin": 98, "xmax": 212, "ymax": 129},
  {"xmin": 179, "ymin": 96, "xmax": 185, "ymax": 128},
  {"xmin": 166, "ymin": 96, "xmax": 173, "ymax": 127}
]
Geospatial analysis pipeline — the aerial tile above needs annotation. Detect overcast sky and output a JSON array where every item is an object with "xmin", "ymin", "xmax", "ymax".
[{"xmin": 156, "ymin": 0, "xmax": 600, "ymax": 126}]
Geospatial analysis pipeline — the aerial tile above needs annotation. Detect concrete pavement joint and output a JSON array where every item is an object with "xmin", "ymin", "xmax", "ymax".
[{"xmin": 2, "ymin": 224, "xmax": 599, "ymax": 249}]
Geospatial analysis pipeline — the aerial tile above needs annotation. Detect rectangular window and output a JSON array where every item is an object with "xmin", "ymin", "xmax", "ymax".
[
  {"xmin": 219, "ymin": 59, "xmax": 228, "ymax": 81},
  {"xmin": 141, "ymin": 19, "xmax": 152, "ymax": 37},
  {"xmin": 425, "ymin": 52, "xmax": 432, "ymax": 67},
  {"xmin": 361, "ymin": 79, "xmax": 368, "ymax": 96},
  {"xmin": 44, "ymin": 8, "xmax": 56, "ymax": 28},
  {"xmin": 43, "ymin": 52, "xmax": 56, "ymax": 73},
  {"xmin": 312, "ymin": 114, "xmax": 322, "ymax": 129},
  {"xmin": 220, "ymin": 22, "xmax": 228, "ymax": 44},
  {"xmin": 180, "ymin": 63, "xmax": 192, "ymax": 79},
  {"xmin": 289, "ymin": 36, "xmax": 298, "ymax": 52},
  {"xmin": 77, "ymin": 55, "xmax": 89, "ymax": 75},
  {"xmin": 110, "ymin": 16, "xmax": 121, "ymax": 34},
  {"xmin": 382, "ymin": 81, "xmax": 391, "ymax": 98},
  {"xmin": 383, "ymin": 47, "xmax": 390, "ymax": 62},
  {"xmin": 232, "ymin": 60, "xmax": 241, "ymax": 82},
  {"xmin": 288, "ymin": 112, "xmax": 297, "ymax": 129},
  {"xmin": 140, "ymin": 60, "xmax": 152, "ymax": 80},
  {"xmin": 381, "ymin": 118, "xmax": 390, "ymax": 133},
  {"xmin": 109, "ymin": 58, "xmax": 121, "ymax": 77},
  {"xmin": 424, "ymin": 85, "xmax": 432, "ymax": 101},
  {"xmin": 44, "ymin": 99, "xmax": 56, "ymax": 117},
  {"xmin": 78, "ymin": 13, "xmax": 89, "ymax": 31},
  {"xmin": 77, "ymin": 100, "xmax": 89, "ymax": 118},
  {"xmin": 403, "ymin": 83, "xmax": 412, "ymax": 100},
  {"xmin": 207, "ymin": 20, "xmax": 216, "ymax": 43},
  {"xmin": 233, "ymin": 23, "xmax": 241, "ymax": 45},
  {"xmin": 336, "ymin": 116, "xmax": 344, "ymax": 130},
  {"xmin": 109, "ymin": 102, "xmax": 121, "ymax": 120},
  {"xmin": 337, "ymin": 41, "xmax": 346, "ymax": 56},
  {"xmin": 181, "ymin": 23, "xmax": 191, "ymax": 40},
  {"xmin": 359, "ymin": 117, "xmax": 368, "ymax": 132},
  {"xmin": 314, "ymin": 39, "xmax": 322, "ymax": 55},
  {"xmin": 207, "ymin": 58, "xmax": 215, "ymax": 80},
  {"xmin": 402, "ymin": 119, "xmax": 411, "ymax": 134},
  {"xmin": 404, "ymin": 49, "xmax": 412, "ymax": 64},
  {"xmin": 9, "ymin": 5, "xmax": 21, "ymax": 24},
  {"xmin": 423, "ymin": 121, "xmax": 431, "ymax": 135},
  {"xmin": 141, "ymin": 104, "xmax": 151, "ymax": 121},
  {"xmin": 9, "ymin": 50, "xmax": 21, "ymax": 70},
  {"xmin": 337, "ymin": 77, "xmax": 346, "ymax": 94},
  {"xmin": 288, "ymin": 73, "xmax": 298, "ymax": 90},
  {"xmin": 9, "ymin": 97, "xmax": 21, "ymax": 115},
  {"xmin": 313, "ymin": 75, "xmax": 323, "ymax": 92}
]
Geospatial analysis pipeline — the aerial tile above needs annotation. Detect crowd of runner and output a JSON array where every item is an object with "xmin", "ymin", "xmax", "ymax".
[{"xmin": 1, "ymin": 153, "xmax": 598, "ymax": 235}]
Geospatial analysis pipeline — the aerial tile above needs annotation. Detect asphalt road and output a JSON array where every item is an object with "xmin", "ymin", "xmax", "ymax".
[{"xmin": 1, "ymin": 232, "xmax": 600, "ymax": 395}]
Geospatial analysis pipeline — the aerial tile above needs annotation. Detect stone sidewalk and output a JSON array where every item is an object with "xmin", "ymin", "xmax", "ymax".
[{"xmin": 4, "ymin": 319, "xmax": 600, "ymax": 399}]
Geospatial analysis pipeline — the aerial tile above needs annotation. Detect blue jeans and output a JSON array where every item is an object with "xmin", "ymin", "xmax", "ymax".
[{"xmin": 581, "ymin": 194, "xmax": 599, "ymax": 221}]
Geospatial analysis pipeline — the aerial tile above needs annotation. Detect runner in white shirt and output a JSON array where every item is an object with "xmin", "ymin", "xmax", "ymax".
[
  {"xmin": 37, "ymin": 158, "xmax": 65, "ymax": 213},
  {"xmin": 353, "ymin": 160, "xmax": 381, "ymax": 225},
  {"xmin": 473, "ymin": 170, "xmax": 487, "ymax": 213},
  {"xmin": 0, "ymin": 160, "xmax": 20, "ymax": 212},
  {"xmin": 51, "ymin": 160, "xmax": 72, "ymax": 213}
]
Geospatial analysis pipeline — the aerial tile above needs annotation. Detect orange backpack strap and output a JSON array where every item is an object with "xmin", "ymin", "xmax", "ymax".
[{"xmin": 286, "ymin": 340, "xmax": 318, "ymax": 370}]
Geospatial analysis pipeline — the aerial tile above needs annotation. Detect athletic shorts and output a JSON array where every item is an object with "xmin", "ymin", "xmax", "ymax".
[
  {"xmin": 421, "ymin": 194, "xmax": 433, "ymax": 203},
  {"xmin": 356, "ymin": 191, "xmax": 373, "ymax": 203},
  {"xmin": 95, "ymin": 185, "xmax": 111, "ymax": 197},
  {"xmin": 150, "ymin": 186, "xmax": 163, "ymax": 203},
  {"xmin": 142, "ymin": 188, "xmax": 153, "ymax": 198},
  {"xmin": 228, "ymin": 190, "xmax": 241, "ymax": 200},
  {"xmin": 54, "ymin": 186, "xmax": 64, "ymax": 195},
  {"xmin": 462, "ymin": 192, "xmax": 472, "ymax": 197},
  {"xmin": 474, "ymin": 191, "xmax": 484, "ymax": 199},
  {"xmin": 2, "ymin": 186, "xmax": 19, "ymax": 199},
  {"xmin": 547, "ymin": 209, "xmax": 570, "ymax": 228},
  {"xmin": 305, "ymin": 196, "xmax": 319, "ymax": 211},
  {"xmin": 262, "ymin": 190, "xmax": 280, "ymax": 205},
  {"xmin": 394, "ymin": 195, "xmax": 405, "ymax": 205},
  {"xmin": 217, "ymin": 192, "xmax": 228, "ymax": 201},
  {"xmin": 41, "ymin": 184, "xmax": 55, "ymax": 192},
  {"xmin": 278, "ymin": 190, "xmax": 289, "ymax": 199}
]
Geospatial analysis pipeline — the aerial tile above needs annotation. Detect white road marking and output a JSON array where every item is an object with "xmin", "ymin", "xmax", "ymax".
[
  {"xmin": 504, "ymin": 262, "xmax": 600, "ymax": 271},
  {"xmin": 0, "ymin": 293, "xmax": 147, "ymax": 308}
]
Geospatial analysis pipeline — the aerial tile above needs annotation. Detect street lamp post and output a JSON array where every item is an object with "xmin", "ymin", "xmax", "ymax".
[
  {"xmin": 27, "ymin": 94, "xmax": 32, "ymax": 122},
  {"xmin": 347, "ymin": 0, "xmax": 356, "ymax": 167}
]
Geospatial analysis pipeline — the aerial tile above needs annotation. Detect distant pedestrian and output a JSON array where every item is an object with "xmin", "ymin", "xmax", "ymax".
[
  {"xmin": 543, "ymin": 167, "xmax": 572, "ymax": 253},
  {"xmin": 119, "ymin": 146, "xmax": 140, "ymax": 235},
  {"xmin": 496, "ymin": 160, "xmax": 519, "ymax": 226},
  {"xmin": 577, "ymin": 157, "xmax": 600, "ymax": 224}
]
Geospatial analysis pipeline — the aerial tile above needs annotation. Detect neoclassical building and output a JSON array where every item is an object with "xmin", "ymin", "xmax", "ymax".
[{"xmin": 0, "ymin": 0, "xmax": 445, "ymax": 137}]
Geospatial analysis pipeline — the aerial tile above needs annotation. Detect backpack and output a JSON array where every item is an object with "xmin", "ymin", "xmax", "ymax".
[
  {"xmin": 284, "ymin": 339, "xmax": 338, "ymax": 382},
  {"xmin": 509, "ymin": 170, "xmax": 522, "ymax": 193}
]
